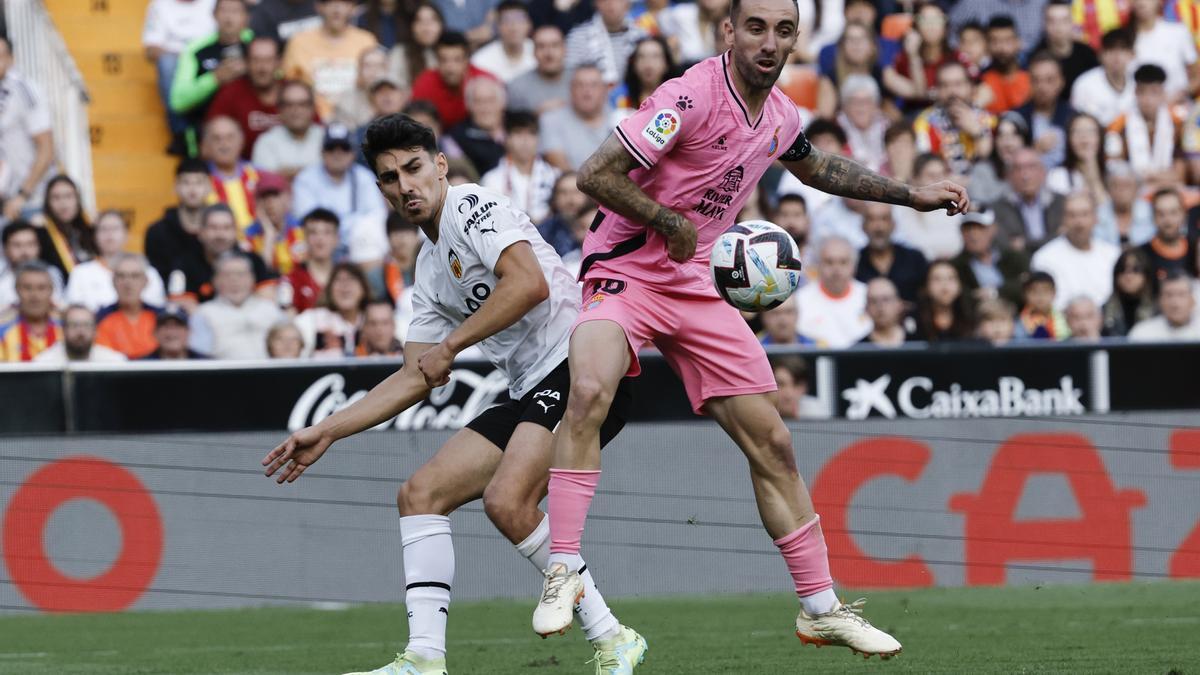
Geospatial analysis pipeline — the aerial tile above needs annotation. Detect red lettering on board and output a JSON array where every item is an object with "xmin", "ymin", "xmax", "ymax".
[{"xmin": 1168, "ymin": 429, "xmax": 1200, "ymax": 578}]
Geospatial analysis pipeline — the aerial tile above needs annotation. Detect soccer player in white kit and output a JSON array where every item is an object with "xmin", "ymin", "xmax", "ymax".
[{"xmin": 263, "ymin": 115, "xmax": 647, "ymax": 675}]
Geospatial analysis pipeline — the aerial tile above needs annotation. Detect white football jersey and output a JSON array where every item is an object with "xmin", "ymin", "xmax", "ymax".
[{"xmin": 407, "ymin": 183, "xmax": 579, "ymax": 399}]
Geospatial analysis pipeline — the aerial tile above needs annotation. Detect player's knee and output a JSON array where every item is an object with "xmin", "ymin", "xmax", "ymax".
[
  {"xmin": 567, "ymin": 374, "xmax": 614, "ymax": 424},
  {"xmin": 749, "ymin": 424, "xmax": 799, "ymax": 476},
  {"xmin": 396, "ymin": 475, "xmax": 443, "ymax": 516},
  {"xmin": 481, "ymin": 482, "xmax": 533, "ymax": 534}
]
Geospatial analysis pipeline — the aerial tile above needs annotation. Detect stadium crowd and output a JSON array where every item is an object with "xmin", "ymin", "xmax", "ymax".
[{"xmin": 1, "ymin": 0, "xmax": 1200, "ymax": 370}]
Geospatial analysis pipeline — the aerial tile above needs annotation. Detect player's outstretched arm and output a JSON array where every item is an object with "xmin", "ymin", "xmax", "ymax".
[
  {"xmin": 577, "ymin": 134, "xmax": 698, "ymax": 261},
  {"xmin": 261, "ymin": 342, "xmax": 436, "ymax": 483},
  {"xmin": 783, "ymin": 147, "xmax": 970, "ymax": 215}
]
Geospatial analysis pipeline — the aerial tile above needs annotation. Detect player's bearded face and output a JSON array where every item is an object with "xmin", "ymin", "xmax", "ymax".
[
  {"xmin": 375, "ymin": 148, "xmax": 448, "ymax": 226},
  {"xmin": 728, "ymin": 2, "xmax": 798, "ymax": 90}
]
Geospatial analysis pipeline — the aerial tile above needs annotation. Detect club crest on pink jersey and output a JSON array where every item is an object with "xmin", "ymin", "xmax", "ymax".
[
  {"xmin": 583, "ymin": 292, "xmax": 605, "ymax": 311},
  {"xmin": 767, "ymin": 126, "xmax": 781, "ymax": 157}
]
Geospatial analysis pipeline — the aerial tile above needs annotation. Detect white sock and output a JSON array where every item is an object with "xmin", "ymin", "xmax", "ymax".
[
  {"xmin": 517, "ymin": 516, "xmax": 621, "ymax": 642},
  {"xmin": 800, "ymin": 588, "xmax": 839, "ymax": 616},
  {"xmin": 547, "ymin": 552, "xmax": 583, "ymax": 571},
  {"xmin": 400, "ymin": 514, "xmax": 454, "ymax": 660}
]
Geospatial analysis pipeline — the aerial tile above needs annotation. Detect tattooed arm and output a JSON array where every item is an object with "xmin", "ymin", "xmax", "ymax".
[
  {"xmin": 783, "ymin": 146, "xmax": 970, "ymax": 215},
  {"xmin": 576, "ymin": 134, "xmax": 698, "ymax": 262}
]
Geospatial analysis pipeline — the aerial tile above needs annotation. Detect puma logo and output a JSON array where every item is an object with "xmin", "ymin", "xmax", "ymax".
[{"xmin": 536, "ymin": 400, "xmax": 555, "ymax": 413}]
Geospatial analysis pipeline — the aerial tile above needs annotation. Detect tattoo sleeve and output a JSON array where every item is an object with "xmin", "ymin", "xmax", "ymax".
[
  {"xmin": 577, "ymin": 134, "xmax": 689, "ymax": 237},
  {"xmin": 785, "ymin": 147, "xmax": 914, "ymax": 207}
]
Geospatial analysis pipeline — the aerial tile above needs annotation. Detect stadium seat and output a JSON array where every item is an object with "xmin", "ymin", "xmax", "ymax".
[
  {"xmin": 881, "ymin": 14, "xmax": 913, "ymax": 41},
  {"xmin": 777, "ymin": 65, "xmax": 819, "ymax": 111}
]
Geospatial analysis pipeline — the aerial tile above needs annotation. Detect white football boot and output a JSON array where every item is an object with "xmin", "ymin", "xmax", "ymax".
[
  {"xmin": 532, "ymin": 562, "xmax": 584, "ymax": 637},
  {"xmin": 795, "ymin": 598, "xmax": 902, "ymax": 659}
]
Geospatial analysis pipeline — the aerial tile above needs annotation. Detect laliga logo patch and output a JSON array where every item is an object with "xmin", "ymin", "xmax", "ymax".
[
  {"xmin": 767, "ymin": 126, "xmax": 781, "ymax": 157},
  {"xmin": 583, "ymin": 292, "xmax": 605, "ymax": 311},
  {"xmin": 642, "ymin": 109, "xmax": 680, "ymax": 148},
  {"xmin": 448, "ymin": 249, "xmax": 463, "ymax": 279}
]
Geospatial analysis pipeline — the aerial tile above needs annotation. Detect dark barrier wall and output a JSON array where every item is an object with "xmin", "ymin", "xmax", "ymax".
[{"xmin": 2, "ymin": 413, "xmax": 1198, "ymax": 613}]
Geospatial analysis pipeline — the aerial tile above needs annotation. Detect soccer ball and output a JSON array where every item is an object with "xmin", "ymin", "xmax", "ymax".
[{"xmin": 709, "ymin": 219, "xmax": 803, "ymax": 312}]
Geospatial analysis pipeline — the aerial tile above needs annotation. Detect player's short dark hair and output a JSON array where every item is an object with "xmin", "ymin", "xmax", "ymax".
[
  {"xmin": 1134, "ymin": 64, "xmax": 1167, "ymax": 85},
  {"xmin": 386, "ymin": 211, "xmax": 419, "ymax": 234},
  {"xmin": 986, "ymin": 14, "xmax": 1017, "ymax": 33},
  {"xmin": 884, "ymin": 120, "xmax": 915, "ymax": 145},
  {"xmin": 504, "ymin": 110, "xmax": 539, "ymax": 134},
  {"xmin": 913, "ymin": 152, "xmax": 948, "ymax": 177},
  {"xmin": 496, "ymin": 0, "xmax": 529, "ymax": 17},
  {"xmin": 957, "ymin": 20, "xmax": 984, "ymax": 38},
  {"xmin": 803, "ymin": 118, "xmax": 847, "ymax": 147},
  {"xmin": 301, "ymin": 207, "xmax": 340, "ymax": 231},
  {"xmin": 777, "ymin": 193, "xmax": 808, "ymax": 212},
  {"xmin": 1151, "ymin": 186, "xmax": 1183, "ymax": 207},
  {"xmin": 175, "ymin": 158, "xmax": 209, "ymax": 177},
  {"xmin": 1024, "ymin": 270, "xmax": 1056, "ymax": 291},
  {"xmin": 362, "ymin": 113, "xmax": 440, "ymax": 173},
  {"xmin": 1100, "ymin": 27, "xmax": 1134, "ymax": 52},
  {"xmin": 2, "ymin": 220, "xmax": 37, "ymax": 247},
  {"xmin": 201, "ymin": 203, "xmax": 235, "ymax": 227},
  {"xmin": 436, "ymin": 31, "xmax": 469, "ymax": 53},
  {"xmin": 730, "ymin": 0, "xmax": 800, "ymax": 21},
  {"xmin": 1027, "ymin": 50, "xmax": 1062, "ymax": 73}
]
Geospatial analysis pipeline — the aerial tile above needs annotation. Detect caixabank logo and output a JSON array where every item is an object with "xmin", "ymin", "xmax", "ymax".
[{"xmin": 841, "ymin": 374, "xmax": 1086, "ymax": 420}]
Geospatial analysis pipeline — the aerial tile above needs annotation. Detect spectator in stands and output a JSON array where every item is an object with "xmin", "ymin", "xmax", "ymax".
[
  {"xmin": 556, "ymin": 201, "xmax": 597, "ymax": 273},
  {"xmin": 368, "ymin": 212, "xmax": 419, "ymax": 309},
  {"xmin": 758, "ymin": 295, "xmax": 813, "ymax": 346},
  {"xmin": 976, "ymin": 297, "xmax": 1017, "ymax": 345},
  {"xmin": 266, "ymin": 320, "xmax": 305, "ymax": 357},
  {"xmin": 389, "ymin": 2, "xmax": 443, "ymax": 86},
  {"xmin": 190, "ymin": 252, "xmax": 285, "ymax": 358},
  {"xmin": 294, "ymin": 261, "xmax": 369, "ymax": 357},
  {"xmin": 774, "ymin": 194, "xmax": 812, "ymax": 270},
  {"xmin": 816, "ymin": 21, "xmax": 885, "ymax": 120},
  {"xmin": 332, "ymin": 46, "xmax": 395, "ymax": 128},
  {"xmin": 31, "ymin": 175, "xmax": 95, "ymax": 278},
  {"xmin": 860, "ymin": 277, "xmax": 914, "ymax": 347},
  {"xmin": 912, "ymin": 61, "xmax": 994, "ymax": 177},
  {"xmin": 94, "ymin": 255, "xmax": 162, "ymax": 359},
  {"xmin": 0, "ymin": 222, "xmax": 63, "ymax": 311},
  {"xmin": 949, "ymin": 0, "xmax": 1050, "ymax": 59},
  {"xmin": 283, "ymin": 0, "xmax": 379, "ymax": 120},
  {"xmin": 1071, "ymin": 28, "xmax": 1135, "ymax": 128},
  {"xmin": 1072, "ymin": 0, "xmax": 1125, "ymax": 51},
  {"xmin": 140, "ymin": 304, "xmax": 206, "ymax": 359},
  {"xmin": 913, "ymin": 260, "xmax": 976, "ymax": 342},
  {"xmin": 353, "ymin": 78, "xmax": 410, "ymax": 150},
  {"xmin": 1129, "ymin": 0, "xmax": 1198, "ymax": 100},
  {"xmin": 0, "ymin": 262, "xmax": 61, "ymax": 362},
  {"xmin": 412, "ymin": 32, "xmax": 492, "ymax": 130},
  {"xmin": 1128, "ymin": 270, "xmax": 1200, "ymax": 340},
  {"xmin": 66, "ymin": 211, "xmax": 167, "ymax": 313},
  {"xmin": 206, "ymin": 36, "xmax": 284, "ymax": 157},
  {"xmin": 170, "ymin": 0, "xmax": 252, "ymax": 154},
  {"xmin": 769, "ymin": 354, "xmax": 824, "ymax": 420},
  {"xmin": 171, "ymin": 204, "xmax": 275, "ymax": 308},
  {"xmin": 1141, "ymin": 188, "xmax": 1198, "ymax": 286},
  {"xmin": 979, "ymin": 16, "xmax": 1030, "ymax": 116},
  {"xmin": 855, "ymin": 202, "xmax": 928, "ymax": 304},
  {"xmin": 356, "ymin": 298, "xmax": 403, "ymax": 356},
  {"xmin": 991, "ymin": 147, "xmax": 1064, "ymax": 252},
  {"xmin": 402, "ymin": 100, "xmax": 465, "ymax": 161},
  {"xmin": 797, "ymin": 236, "xmax": 871, "ymax": 347},
  {"xmin": 540, "ymin": 64, "xmax": 613, "ymax": 172},
  {"xmin": 34, "ymin": 305, "xmax": 125, "ymax": 363},
  {"xmin": 245, "ymin": 173, "xmax": 304, "ymax": 274},
  {"xmin": 883, "ymin": 3, "xmax": 958, "ymax": 111},
  {"xmin": 1016, "ymin": 53, "xmax": 1073, "ymax": 170},
  {"xmin": 881, "ymin": 122, "xmax": 917, "ymax": 184},
  {"xmin": 956, "ymin": 21, "xmax": 988, "ymax": 80},
  {"xmin": 1105, "ymin": 65, "xmax": 1186, "ymax": 191},
  {"xmin": 145, "ymin": 159, "xmax": 211, "ymax": 285},
  {"xmin": 535, "ymin": 172, "xmax": 587, "ymax": 257},
  {"xmin": 564, "ymin": 0, "xmax": 646, "ymax": 85},
  {"xmin": 283, "ymin": 208, "xmax": 339, "ymax": 313},
  {"xmin": 252, "ymin": 81, "xmax": 323, "ymax": 178},
  {"xmin": 355, "ymin": 0, "xmax": 402, "ymax": 50},
  {"xmin": 1035, "ymin": 0, "xmax": 1098, "ymax": 95},
  {"xmin": 1031, "ymin": 191, "xmax": 1121, "ymax": 309},
  {"xmin": 615, "ymin": 36, "xmax": 678, "ymax": 118},
  {"xmin": 507, "ymin": 25, "xmax": 570, "ymax": 115},
  {"xmin": 0, "ymin": 35, "xmax": 56, "ymax": 222},
  {"xmin": 1047, "ymin": 113, "xmax": 1107, "ymax": 204},
  {"xmin": 966, "ymin": 112, "xmax": 1031, "ymax": 205},
  {"xmin": 1064, "ymin": 295, "xmax": 1104, "ymax": 340},
  {"xmin": 143, "ymin": 0, "xmax": 219, "ymax": 146},
  {"xmin": 292, "ymin": 124, "xmax": 389, "ymax": 264},
  {"xmin": 471, "ymin": 1, "xmax": 535, "ymax": 82},
  {"xmin": 449, "ymin": 78, "xmax": 507, "ymax": 176},
  {"xmin": 434, "ymin": 0, "xmax": 498, "ymax": 47},
  {"xmin": 776, "ymin": 119, "xmax": 845, "ymax": 217},
  {"xmin": 1023, "ymin": 282, "xmax": 1075, "ymax": 344},
  {"xmin": 251, "ymin": 0, "xmax": 320, "ymax": 45},
  {"xmin": 1096, "ymin": 161, "xmax": 1156, "ymax": 247},
  {"xmin": 202, "ymin": 115, "xmax": 261, "ymax": 233},
  {"xmin": 893, "ymin": 153, "xmax": 964, "ymax": 260},
  {"xmin": 1102, "ymin": 248, "xmax": 1156, "ymax": 336},
  {"xmin": 952, "ymin": 209, "xmax": 1029, "ymax": 306},
  {"xmin": 481, "ymin": 112, "xmax": 559, "ymax": 223},
  {"xmin": 837, "ymin": 76, "xmax": 888, "ymax": 173}
]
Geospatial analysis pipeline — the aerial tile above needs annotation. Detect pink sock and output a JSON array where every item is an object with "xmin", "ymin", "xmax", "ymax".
[
  {"xmin": 774, "ymin": 515, "xmax": 834, "ymax": 600},
  {"xmin": 547, "ymin": 469, "xmax": 601, "ymax": 560}
]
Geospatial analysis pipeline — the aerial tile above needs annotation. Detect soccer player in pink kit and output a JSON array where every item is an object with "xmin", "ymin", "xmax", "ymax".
[{"xmin": 531, "ymin": 0, "xmax": 970, "ymax": 661}]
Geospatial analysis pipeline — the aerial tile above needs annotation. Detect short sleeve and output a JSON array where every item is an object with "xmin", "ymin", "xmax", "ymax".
[
  {"xmin": 613, "ymin": 77, "xmax": 706, "ymax": 169},
  {"xmin": 457, "ymin": 196, "xmax": 531, "ymax": 272},
  {"xmin": 405, "ymin": 279, "xmax": 454, "ymax": 345}
]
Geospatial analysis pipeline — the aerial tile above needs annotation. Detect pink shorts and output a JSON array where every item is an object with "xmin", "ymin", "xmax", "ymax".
[{"xmin": 574, "ymin": 277, "xmax": 777, "ymax": 414}]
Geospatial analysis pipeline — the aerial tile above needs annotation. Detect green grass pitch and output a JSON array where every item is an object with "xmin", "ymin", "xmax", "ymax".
[{"xmin": 1, "ymin": 582, "xmax": 1198, "ymax": 674}]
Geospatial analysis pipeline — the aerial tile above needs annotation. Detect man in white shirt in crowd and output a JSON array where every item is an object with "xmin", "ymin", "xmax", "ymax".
[
  {"xmin": 1031, "ymin": 190, "xmax": 1121, "ymax": 310},
  {"xmin": 0, "ymin": 220, "xmax": 63, "ymax": 309},
  {"xmin": 563, "ymin": 0, "xmax": 645, "ymax": 85},
  {"xmin": 189, "ymin": 251, "xmax": 285, "ymax": 358},
  {"xmin": 507, "ymin": 24, "xmax": 570, "ymax": 115},
  {"xmin": 1071, "ymin": 27, "xmax": 1135, "ymax": 127},
  {"xmin": 539, "ymin": 65, "xmax": 616, "ymax": 172},
  {"xmin": 1129, "ymin": 271, "xmax": 1200, "ymax": 341},
  {"xmin": 471, "ymin": 1, "xmax": 535, "ymax": 82},
  {"xmin": 0, "ymin": 36, "xmax": 55, "ymax": 222},
  {"xmin": 481, "ymin": 111, "xmax": 559, "ymax": 223},
  {"xmin": 35, "ymin": 305, "xmax": 127, "ymax": 363},
  {"xmin": 252, "ymin": 80, "xmax": 324, "ymax": 178},
  {"xmin": 143, "ymin": 0, "xmax": 218, "ymax": 140},
  {"xmin": 292, "ymin": 123, "xmax": 389, "ymax": 265},
  {"xmin": 796, "ymin": 236, "xmax": 871, "ymax": 347}
]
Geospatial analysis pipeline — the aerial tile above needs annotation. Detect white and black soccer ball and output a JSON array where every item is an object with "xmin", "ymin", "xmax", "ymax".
[{"xmin": 709, "ymin": 220, "xmax": 804, "ymax": 312}]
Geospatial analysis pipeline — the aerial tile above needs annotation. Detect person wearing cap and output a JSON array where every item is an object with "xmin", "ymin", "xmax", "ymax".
[
  {"xmin": 94, "ymin": 253, "xmax": 164, "ymax": 359},
  {"xmin": 251, "ymin": 80, "xmax": 325, "ymax": 178},
  {"xmin": 244, "ymin": 171, "xmax": 305, "ymax": 273},
  {"xmin": 207, "ymin": 35, "xmax": 285, "ymax": 158},
  {"xmin": 140, "ymin": 304, "xmax": 208, "ymax": 359},
  {"xmin": 292, "ymin": 122, "xmax": 389, "ymax": 265},
  {"xmin": 950, "ymin": 208, "xmax": 1030, "ymax": 307},
  {"xmin": 282, "ymin": 0, "xmax": 378, "ymax": 120}
]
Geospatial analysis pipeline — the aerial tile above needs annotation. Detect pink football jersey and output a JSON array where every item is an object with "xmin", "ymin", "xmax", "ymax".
[{"xmin": 581, "ymin": 51, "xmax": 805, "ymax": 297}]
